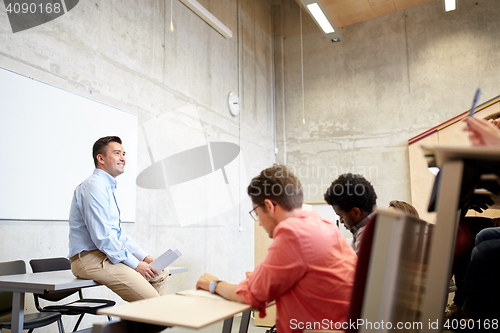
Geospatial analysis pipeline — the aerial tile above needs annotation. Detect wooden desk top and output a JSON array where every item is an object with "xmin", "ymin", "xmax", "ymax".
[
  {"xmin": 168, "ymin": 266, "xmax": 188, "ymax": 274},
  {"xmin": 423, "ymin": 145, "xmax": 500, "ymax": 167},
  {"xmin": 0, "ymin": 270, "xmax": 98, "ymax": 293},
  {"xmin": 98, "ymin": 294, "xmax": 252, "ymax": 329}
]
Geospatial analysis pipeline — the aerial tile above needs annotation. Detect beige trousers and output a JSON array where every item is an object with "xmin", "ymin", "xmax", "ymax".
[{"xmin": 70, "ymin": 250, "xmax": 169, "ymax": 302}]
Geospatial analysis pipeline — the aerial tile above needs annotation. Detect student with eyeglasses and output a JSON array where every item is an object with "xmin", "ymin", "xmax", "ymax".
[{"xmin": 196, "ymin": 165, "xmax": 357, "ymax": 333}]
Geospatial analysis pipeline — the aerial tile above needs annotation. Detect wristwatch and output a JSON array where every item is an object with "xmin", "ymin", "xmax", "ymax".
[{"xmin": 209, "ymin": 280, "xmax": 221, "ymax": 294}]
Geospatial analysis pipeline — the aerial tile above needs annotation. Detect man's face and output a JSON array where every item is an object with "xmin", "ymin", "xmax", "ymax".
[
  {"xmin": 99, "ymin": 141, "xmax": 126, "ymax": 178},
  {"xmin": 254, "ymin": 202, "xmax": 277, "ymax": 239},
  {"xmin": 332, "ymin": 205, "xmax": 355, "ymax": 230}
]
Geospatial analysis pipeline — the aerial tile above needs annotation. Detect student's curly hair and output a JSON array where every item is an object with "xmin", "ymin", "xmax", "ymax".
[{"xmin": 324, "ymin": 173, "xmax": 377, "ymax": 212}]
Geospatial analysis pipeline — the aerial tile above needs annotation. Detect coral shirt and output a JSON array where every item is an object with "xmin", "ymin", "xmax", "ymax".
[{"xmin": 236, "ymin": 210, "xmax": 357, "ymax": 333}]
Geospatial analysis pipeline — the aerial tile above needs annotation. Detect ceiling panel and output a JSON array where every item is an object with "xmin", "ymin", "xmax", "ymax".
[{"xmin": 296, "ymin": 0, "xmax": 435, "ymax": 28}]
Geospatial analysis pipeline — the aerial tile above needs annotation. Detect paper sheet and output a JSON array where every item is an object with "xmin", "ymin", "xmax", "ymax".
[
  {"xmin": 176, "ymin": 289, "xmax": 227, "ymax": 301},
  {"xmin": 150, "ymin": 246, "xmax": 182, "ymax": 272}
]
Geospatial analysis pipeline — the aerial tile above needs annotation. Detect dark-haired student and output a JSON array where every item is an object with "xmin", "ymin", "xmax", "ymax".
[
  {"xmin": 324, "ymin": 173, "xmax": 377, "ymax": 254},
  {"xmin": 197, "ymin": 165, "xmax": 356, "ymax": 333}
]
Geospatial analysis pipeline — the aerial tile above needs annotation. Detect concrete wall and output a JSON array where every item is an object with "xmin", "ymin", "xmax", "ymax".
[
  {"xmin": 275, "ymin": 0, "xmax": 500, "ymax": 212},
  {"xmin": 0, "ymin": 0, "xmax": 274, "ymax": 331},
  {"xmin": 1, "ymin": 0, "xmax": 499, "ymax": 330}
]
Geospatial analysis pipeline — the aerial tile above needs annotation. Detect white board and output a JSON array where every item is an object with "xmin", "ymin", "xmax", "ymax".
[{"xmin": 0, "ymin": 67, "xmax": 137, "ymax": 221}]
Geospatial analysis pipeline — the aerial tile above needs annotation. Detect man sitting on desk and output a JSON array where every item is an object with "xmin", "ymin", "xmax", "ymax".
[
  {"xmin": 68, "ymin": 136, "xmax": 168, "ymax": 302},
  {"xmin": 323, "ymin": 173, "xmax": 377, "ymax": 254},
  {"xmin": 197, "ymin": 165, "xmax": 357, "ymax": 333}
]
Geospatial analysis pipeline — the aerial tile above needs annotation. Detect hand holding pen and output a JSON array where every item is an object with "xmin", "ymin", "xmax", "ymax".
[{"xmin": 465, "ymin": 117, "xmax": 500, "ymax": 147}]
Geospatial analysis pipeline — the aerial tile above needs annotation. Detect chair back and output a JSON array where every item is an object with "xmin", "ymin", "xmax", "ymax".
[
  {"xmin": 30, "ymin": 257, "xmax": 79, "ymax": 301},
  {"xmin": 30, "ymin": 257, "xmax": 71, "ymax": 272},
  {"xmin": 346, "ymin": 213, "xmax": 377, "ymax": 333},
  {"xmin": 0, "ymin": 260, "xmax": 26, "ymax": 314}
]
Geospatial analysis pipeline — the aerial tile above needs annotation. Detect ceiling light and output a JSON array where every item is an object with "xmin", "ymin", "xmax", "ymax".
[
  {"xmin": 307, "ymin": 3, "xmax": 334, "ymax": 33},
  {"xmin": 444, "ymin": 0, "xmax": 456, "ymax": 12},
  {"xmin": 300, "ymin": 0, "xmax": 343, "ymax": 42}
]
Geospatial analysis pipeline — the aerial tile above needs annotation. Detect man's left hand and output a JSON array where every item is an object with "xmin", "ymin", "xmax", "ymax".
[{"xmin": 196, "ymin": 273, "xmax": 219, "ymax": 291}]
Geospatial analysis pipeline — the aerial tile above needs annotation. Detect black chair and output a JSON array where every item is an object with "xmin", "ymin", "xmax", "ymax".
[
  {"xmin": 30, "ymin": 257, "xmax": 115, "ymax": 332},
  {"xmin": 0, "ymin": 260, "xmax": 64, "ymax": 333}
]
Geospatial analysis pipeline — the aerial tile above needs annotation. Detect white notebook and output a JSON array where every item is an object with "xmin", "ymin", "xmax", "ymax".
[
  {"xmin": 150, "ymin": 246, "xmax": 182, "ymax": 272},
  {"xmin": 177, "ymin": 289, "xmax": 227, "ymax": 301}
]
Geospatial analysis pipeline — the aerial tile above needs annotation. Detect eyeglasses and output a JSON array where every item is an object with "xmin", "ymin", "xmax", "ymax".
[{"xmin": 249, "ymin": 202, "xmax": 264, "ymax": 221}]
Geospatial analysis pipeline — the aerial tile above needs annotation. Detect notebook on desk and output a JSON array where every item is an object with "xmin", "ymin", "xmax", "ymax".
[{"xmin": 177, "ymin": 289, "xmax": 227, "ymax": 301}]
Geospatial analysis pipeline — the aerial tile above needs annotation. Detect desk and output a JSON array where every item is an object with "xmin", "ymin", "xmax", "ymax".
[
  {"xmin": 0, "ymin": 270, "xmax": 98, "ymax": 333},
  {"xmin": 168, "ymin": 266, "xmax": 189, "ymax": 275},
  {"xmin": 0, "ymin": 266, "xmax": 188, "ymax": 333},
  {"xmin": 420, "ymin": 146, "xmax": 500, "ymax": 332},
  {"xmin": 98, "ymin": 293, "xmax": 252, "ymax": 332}
]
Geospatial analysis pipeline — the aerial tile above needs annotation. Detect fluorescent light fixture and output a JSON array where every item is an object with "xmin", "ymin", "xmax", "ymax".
[
  {"xmin": 179, "ymin": 0, "xmax": 233, "ymax": 39},
  {"xmin": 300, "ymin": 0, "xmax": 343, "ymax": 42},
  {"xmin": 444, "ymin": 0, "xmax": 456, "ymax": 12},
  {"xmin": 307, "ymin": 3, "xmax": 334, "ymax": 34}
]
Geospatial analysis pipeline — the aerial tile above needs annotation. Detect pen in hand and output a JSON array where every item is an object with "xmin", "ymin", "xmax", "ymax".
[{"xmin": 467, "ymin": 88, "xmax": 481, "ymax": 129}]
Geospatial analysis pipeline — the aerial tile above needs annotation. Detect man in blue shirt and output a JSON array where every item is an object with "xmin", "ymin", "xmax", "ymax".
[{"xmin": 68, "ymin": 136, "xmax": 168, "ymax": 302}]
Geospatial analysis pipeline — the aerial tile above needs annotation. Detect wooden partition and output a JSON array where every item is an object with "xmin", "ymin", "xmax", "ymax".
[
  {"xmin": 254, "ymin": 219, "xmax": 277, "ymax": 327},
  {"xmin": 409, "ymin": 95, "xmax": 500, "ymax": 223}
]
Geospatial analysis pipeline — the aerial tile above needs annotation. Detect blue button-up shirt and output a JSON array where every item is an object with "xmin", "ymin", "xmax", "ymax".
[{"xmin": 68, "ymin": 169, "xmax": 147, "ymax": 268}]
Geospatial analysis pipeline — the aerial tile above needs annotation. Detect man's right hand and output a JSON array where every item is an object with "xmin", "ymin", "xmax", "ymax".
[
  {"xmin": 135, "ymin": 261, "xmax": 159, "ymax": 280},
  {"xmin": 466, "ymin": 117, "xmax": 500, "ymax": 147}
]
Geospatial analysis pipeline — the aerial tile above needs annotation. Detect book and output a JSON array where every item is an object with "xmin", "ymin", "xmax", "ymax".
[{"xmin": 150, "ymin": 246, "xmax": 182, "ymax": 272}]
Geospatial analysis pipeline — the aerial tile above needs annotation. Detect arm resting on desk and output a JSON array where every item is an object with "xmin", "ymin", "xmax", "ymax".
[
  {"xmin": 215, "ymin": 282, "xmax": 245, "ymax": 303},
  {"xmin": 196, "ymin": 273, "xmax": 245, "ymax": 303}
]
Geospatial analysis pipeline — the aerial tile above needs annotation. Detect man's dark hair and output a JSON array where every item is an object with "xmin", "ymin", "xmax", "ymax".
[
  {"xmin": 324, "ymin": 173, "xmax": 377, "ymax": 212},
  {"xmin": 92, "ymin": 136, "xmax": 122, "ymax": 167},
  {"xmin": 247, "ymin": 165, "xmax": 303, "ymax": 211}
]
